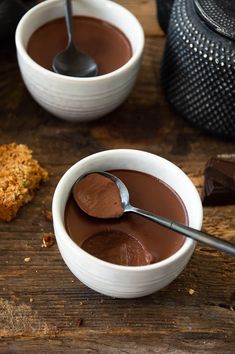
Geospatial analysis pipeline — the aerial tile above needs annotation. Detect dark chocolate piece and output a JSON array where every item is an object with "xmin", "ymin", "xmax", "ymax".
[
  {"xmin": 201, "ymin": 180, "xmax": 235, "ymax": 206},
  {"xmin": 201, "ymin": 157, "xmax": 235, "ymax": 206}
]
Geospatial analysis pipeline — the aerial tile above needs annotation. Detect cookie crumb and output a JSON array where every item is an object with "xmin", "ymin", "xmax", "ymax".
[
  {"xmin": 41, "ymin": 232, "xmax": 55, "ymax": 248},
  {"xmin": 43, "ymin": 209, "xmax": 53, "ymax": 222},
  {"xmin": 24, "ymin": 257, "xmax": 31, "ymax": 263},
  {"xmin": 77, "ymin": 318, "xmax": 83, "ymax": 326},
  {"xmin": 188, "ymin": 288, "xmax": 195, "ymax": 295},
  {"xmin": 0, "ymin": 298, "xmax": 55, "ymax": 336}
]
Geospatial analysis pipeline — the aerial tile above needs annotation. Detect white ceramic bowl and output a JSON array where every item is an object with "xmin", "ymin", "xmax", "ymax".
[
  {"xmin": 15, "ymin": 0, "xmax": 144, "ymax": 121},
  {"xmin": 52, "ymin": 149, "xmax": 203, "ymax": 298}
]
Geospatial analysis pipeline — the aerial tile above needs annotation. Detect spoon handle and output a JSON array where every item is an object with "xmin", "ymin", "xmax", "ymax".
[
  {"xmin": 65, "ymin": 0, "xmax": 74, "ymax": 45},
  {"xmin": 130, "ymin": 206, "xmax": 235, "ymax": 256}
]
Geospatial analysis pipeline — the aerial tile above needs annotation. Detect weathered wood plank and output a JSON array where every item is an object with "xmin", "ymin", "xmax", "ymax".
[
  {"xmin": 1, "ymin": 331, "xmax": 235, "ymax": 354},
  {"xmin": 115, "ymin": 0, "xmax": 163, "ymax": 36}
]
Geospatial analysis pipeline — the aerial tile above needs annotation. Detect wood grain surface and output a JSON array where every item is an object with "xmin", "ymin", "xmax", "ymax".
[{"xmin": 0, "ymin": 1, "xmax": 235, "ymax": 353}]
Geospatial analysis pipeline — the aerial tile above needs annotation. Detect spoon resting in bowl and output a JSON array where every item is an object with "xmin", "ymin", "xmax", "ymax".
[
  {"xmin": 72, "ymin": 171, "xmax": 235, "ymax": 256},
  {"xmin": 52, "ymin": 0, "xmax": 98, "ymax": 77}
]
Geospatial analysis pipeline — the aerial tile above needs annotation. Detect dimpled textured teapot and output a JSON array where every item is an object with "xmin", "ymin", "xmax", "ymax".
[{"xmin": 160, "ymin": 0, "xmax": 235, "ymax": 138}]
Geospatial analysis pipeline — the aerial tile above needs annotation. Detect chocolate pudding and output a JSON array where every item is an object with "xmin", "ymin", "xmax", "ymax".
[
  {"xmin": 73, "ymin": 173, "xmax": 123, "ymax": 219},
  {"xmin": 27, "ymin": 16, "xmax": 132, "ymax": 76},
  {"xmin": 65, "ymin": 170, "xmax": 188, "ymax": 266}
]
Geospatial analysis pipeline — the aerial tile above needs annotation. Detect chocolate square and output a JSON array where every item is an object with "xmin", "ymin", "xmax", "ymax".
[{"xmin": 201, "ymin": 156, "xmax": 235, "ymax": 206}]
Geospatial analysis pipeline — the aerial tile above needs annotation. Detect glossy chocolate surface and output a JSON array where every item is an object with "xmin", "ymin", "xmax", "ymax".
[
  {"xmin": 27, "ymin": 16, "xmax": 132, "ymax": 75},
  {"xmin": 73, "ymin": 173, "xmax": 123, "ymax": 219},
  {"xmin": 65, "ymin": 170, "xmax": 188, "ymax": 266}
]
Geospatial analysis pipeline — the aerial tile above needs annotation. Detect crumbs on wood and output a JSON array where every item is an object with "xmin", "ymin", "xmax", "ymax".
[{"xmin": 41, "ymin": 232, "xmax": 55, "ymax": 248}]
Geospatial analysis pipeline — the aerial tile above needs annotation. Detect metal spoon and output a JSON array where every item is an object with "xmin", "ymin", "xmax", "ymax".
[
  {"xmin": 52, "ymin": 0, "xmax": 98, "ymax": 77},
  {"xmin": 78, "ymin": 171, "xmax": 235, "ymax": 256}
]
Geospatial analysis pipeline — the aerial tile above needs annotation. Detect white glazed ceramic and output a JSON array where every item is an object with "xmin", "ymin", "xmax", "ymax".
[
  {"xmin": 15, "ymin": 0, "xmax": 144, "ymax": 121},
  {"xmin": 52, "ymin": 149, "xmax": 203, "ymax": 298}
]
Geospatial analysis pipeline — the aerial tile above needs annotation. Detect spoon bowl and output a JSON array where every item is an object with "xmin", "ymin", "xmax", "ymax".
[
  {"xmin": 76, "ymin": 171, "xmax": 235, "ymax": 256},
  {"xmin": 98, "ymin": 171, "xmax": 130, "ymax": 210},
  {"xmin": 53, "ymin": 44, "xmax": 98, "ymax": 77},
  {"xmin": 52, "ymin": 0, "xmax": 98, "ymax": 77}
]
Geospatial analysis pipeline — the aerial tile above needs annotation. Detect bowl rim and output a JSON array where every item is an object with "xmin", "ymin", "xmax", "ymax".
[
  {"xmin": 15, "ymin": 0, "xmax": 145, "ymax": 81},
  {"xmin": 52, "ymin": 149, "xmax": 203, "ymax": 272}
]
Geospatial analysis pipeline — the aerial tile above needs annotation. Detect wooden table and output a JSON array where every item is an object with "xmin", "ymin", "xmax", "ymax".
[{"xmin": 1, "ymin": 1, "xmax": 234, "ymax": 352}]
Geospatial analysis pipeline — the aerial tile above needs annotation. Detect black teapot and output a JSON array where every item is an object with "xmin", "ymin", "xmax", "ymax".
[
  {"xmin": 159, "ymin": 0, "xmax": 235, "ymax": 138},
  {"xmin": 155, "ymin": 0, "xmax": 174, "ymax": 33}
]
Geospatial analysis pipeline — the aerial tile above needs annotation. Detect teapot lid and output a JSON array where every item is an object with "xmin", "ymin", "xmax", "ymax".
[{"xmin": 194, "ymin": 0, "xmax": 235, "ymax": 40}]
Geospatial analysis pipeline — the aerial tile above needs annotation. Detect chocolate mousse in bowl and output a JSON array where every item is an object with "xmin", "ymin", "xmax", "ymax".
[
  {"xmin": 27, "ymin": 16, "xmax": 132, "ymax": 76},
  {"xmin": 52, "ymin": 149, "xmax": 203, "ymax": 298},
  {"xmin": 65, "ymin": 170, "xmax": 188, "ymax": 266},
  {"xmin": 15, "ymin": 0, "xmax": 144, "ymax": 121}
]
